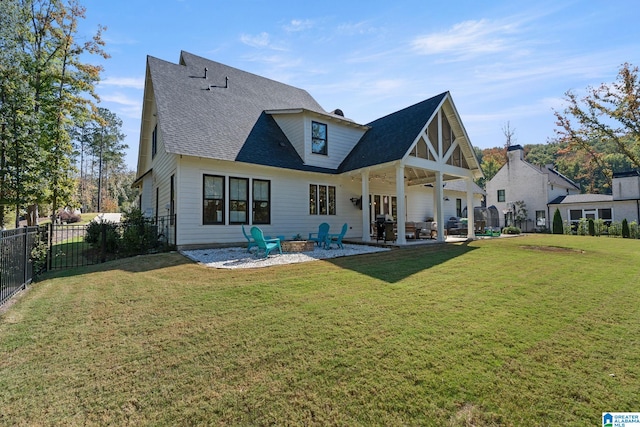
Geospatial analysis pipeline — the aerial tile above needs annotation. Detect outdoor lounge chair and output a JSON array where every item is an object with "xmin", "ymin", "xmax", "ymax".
[
  {"xmin": 242, "ymin": 225, "xmax": 258, "ymax": 253},
  {"xmin": 308, "ymin": 222, "xmax": 330, "ymax": 247},
  {"xmin": 250, "ymin": 226, "xmax": 282, "ymax": 258},
  {"xmin": 325, "ymin": 223, "xmax": 348, "ymax": 249}
]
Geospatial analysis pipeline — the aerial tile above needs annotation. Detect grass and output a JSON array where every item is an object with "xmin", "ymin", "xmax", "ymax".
[{"xmin": 0, "ymin": 234, "xmax": 639, "ymax": 426}]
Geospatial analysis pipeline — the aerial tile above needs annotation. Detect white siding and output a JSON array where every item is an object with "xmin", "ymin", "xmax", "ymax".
[
  {"xmin": 176, "ymin": 156, "xmax": 365, "ymax": 247},
  {"xmin": 614, "ymin": 176, "xmax": 640, "ymax": 200},
  {"xmin": 303, "ymin": 114, "xmax": 366, "ymax": 169},
  {"xmin": 272, "ymin": 115, "xmax": 305, "ymax": 160}
]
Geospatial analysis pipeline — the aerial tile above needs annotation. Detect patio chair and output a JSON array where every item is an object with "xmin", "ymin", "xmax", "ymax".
[
  {"xmin": 308, "ymin": 222, "xmax": 330, "ymax": 247},
  {"xmin": 250, "ymin": 226, "xmax": 282, "ymax": 258},
  {"xmin": 325, "ymin": 223, "xmax": 348, "ymax": 249},
  {"xmin": 242, "ymin": 225, "xmax": 258, "ymax": 253}
]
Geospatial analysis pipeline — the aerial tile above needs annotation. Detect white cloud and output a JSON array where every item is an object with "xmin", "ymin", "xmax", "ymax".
[
  {"xmin": 99, "ymin": 92, "xmax": 142, "ymax": 118},
  {"xmin": 411, "ymin": 19, "xmax": 519, "ymax": 60},
  {"xmin": 284, "ymin": 19, "xmax": 314, "ymax": 32},
  {"xmin": 240, "ymin": 32, "xmax": 287, "ymax": 51},
  {"xmin": 337, "ymin": 21, "xmax": 379, "ymax": 36},
  {"xmin": 100, "ymin": 76, "xmax": 145, "ymax": 90}
]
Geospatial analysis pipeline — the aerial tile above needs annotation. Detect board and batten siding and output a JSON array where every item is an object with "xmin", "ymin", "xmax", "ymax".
[{"xmin": 175, "ymin": 156, "xmax": 364, "ymax": 247}]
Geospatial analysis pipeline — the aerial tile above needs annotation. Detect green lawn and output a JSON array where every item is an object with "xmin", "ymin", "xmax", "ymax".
[{"xmin": 1, "ymin": 234, "xmax": 638, "ymax": 426}]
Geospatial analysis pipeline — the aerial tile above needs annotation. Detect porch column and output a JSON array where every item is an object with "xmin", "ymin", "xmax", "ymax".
[
  {"xmin": 466, "ymin": 177, "xmax": 476, "ymax": 239},
  {"xmin": 396, "ymin": 164, "xmax": 406, "ymax": 244},
  {"xmin": 435, "ymin": 171, "xmax": 445, "ymax": 242},
  {"xmin": 361, "ymin": 170, "xmax": 370, "ymax": 242}
]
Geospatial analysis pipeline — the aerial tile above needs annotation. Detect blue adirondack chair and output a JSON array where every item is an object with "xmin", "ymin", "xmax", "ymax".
[
  {"xmin": 250, "ymin": 226, "xmax": 282, "ymax": 258},
  {"xmin": 309, "ymin": 223, "xmax": 330, "ymax": 247},
  {"xmin": 325, "ymin": 223, "xmax": 348, "ymax": 249},
  {"xmin": 242, "ymin": 225, "xmax": 258, "ymax": 253}
]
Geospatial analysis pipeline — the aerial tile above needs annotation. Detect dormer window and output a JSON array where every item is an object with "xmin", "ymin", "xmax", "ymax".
[{"xmin": 312, "ymin": 121, "xmax": 327, "ymax": 155}]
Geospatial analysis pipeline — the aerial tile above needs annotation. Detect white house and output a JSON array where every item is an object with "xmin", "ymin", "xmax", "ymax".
[
  {"xmin": 486, "ymin": 145, "xmax": 580, "ymax": 231},
  {"xmin": 132, "ymin": 51, "xmax": 484, "ymax": 249},
  {"xmin": 548, "ymin": 170, "xmax": 640, "ymax": 227}
]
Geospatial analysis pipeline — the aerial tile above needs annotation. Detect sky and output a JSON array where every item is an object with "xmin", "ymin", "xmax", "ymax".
[{"xmin": 76, "ymin": 0, "xmax": 640, "ymax": 171}]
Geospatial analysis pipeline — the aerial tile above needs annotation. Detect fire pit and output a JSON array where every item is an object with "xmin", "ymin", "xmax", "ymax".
[{"xmin": 280, "ymin": 240, "xmax": 315, "ymax": 253}]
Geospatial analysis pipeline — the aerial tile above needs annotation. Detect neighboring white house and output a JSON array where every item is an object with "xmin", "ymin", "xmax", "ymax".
[
  {"xmin": 486, "ymin": 145, "xmax": 580, "ymax": 231},
  {"xmin": 132, "ymin": 51, "xmax": 484, "ymax": 249},
  {"xmin": 486, "ymin": 145, "xmax": 640, "ymax": 230},
  {"xmin": 548, "ymin": 170, "xmax": 640, "ymax": 227}
]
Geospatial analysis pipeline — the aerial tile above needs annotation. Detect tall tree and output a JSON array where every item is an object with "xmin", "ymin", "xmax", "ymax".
[
  {"xmin": 0, "ymin": 0, "xmax": 109, "ymax": 225},
  {"xmin": 554, "ymin": 62, "xmax": 640, "ymax": 188}
]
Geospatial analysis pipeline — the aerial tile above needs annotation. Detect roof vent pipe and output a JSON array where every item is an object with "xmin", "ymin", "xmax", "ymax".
[{"xmin": 204, "ymin": 67, "xmax": 208, "ymax": 79}]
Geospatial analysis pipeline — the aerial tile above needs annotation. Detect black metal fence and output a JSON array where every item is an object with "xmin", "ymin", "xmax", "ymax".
[
  {"xmin": 0, "ymin": 226, "xmax": 46, "ymax": 306},
  {"xmin": 1, "ymin": 215, "xmax": 176, "ymax": 305}
]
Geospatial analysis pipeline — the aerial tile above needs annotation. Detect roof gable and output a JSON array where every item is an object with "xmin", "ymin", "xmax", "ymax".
[{"xmin": 339, "ymin": 93, "xmax": 447, "ymax": 172}]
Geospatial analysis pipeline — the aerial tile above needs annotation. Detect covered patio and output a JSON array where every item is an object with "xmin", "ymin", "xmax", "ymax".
[{"xmin": 342, "ymin": 94, "xmax": 484, "ymax": 245}]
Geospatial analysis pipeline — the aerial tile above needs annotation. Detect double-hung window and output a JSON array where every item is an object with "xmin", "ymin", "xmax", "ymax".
[
  {"xmin": 203, "ymin": 175, "xmax": 224, "ymax": 224},
  {"xmin": 312, "ymin": 121, "xmax": 327, "ymax": 155},
  {"xmin": 229, "ymin": 177, "xmax": 249, "ymax": 224},
  {"xmin": 497, "ymin": 189, "xmax": 505, "ymax": 202},
  {"xmin": 253, "ymin": 179, "xmax": 270, "ymax": 224}
]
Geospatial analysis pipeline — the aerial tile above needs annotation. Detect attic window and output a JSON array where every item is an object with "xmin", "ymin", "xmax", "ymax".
[
  {"xmin": 151, "ymin": 124, "xmax": 158, "ymax": 158},
  {"xmin": 312, "ymin": 121, "xmax": 327, "ymax": 155}
]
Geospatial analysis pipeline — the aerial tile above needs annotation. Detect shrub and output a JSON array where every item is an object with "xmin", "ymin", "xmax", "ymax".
[
  {"xmin": 630, "ymin": 221, "xmax": 639, "ymax": 239},
  {"xmin": 552, "ymin": 208, "xmax": 563, "ymax": 234},
  {"xmin": 119, "ymin": 208, "xmax": 159, "ymax": 255},
  {"xmin": 622, "ymin": 218, "xmax": 630, "ymax": 238},
  {"xmin": 594, "ymin": 219, "xmax": 606, "ymax": 236},
  {"xmin": 85, "ymin": 220, "xmax": 120, "ymax": 252},
  {"xmin": 502, "ymin": 226, "xmax": 521, "ymax": 235},
  {"xmin": 588, "ymin": 218, "xmax": 595, "ymax": 236},
  {"xmin": 609, "ymin": 221, "xmax": 622, "ymax": 237}
]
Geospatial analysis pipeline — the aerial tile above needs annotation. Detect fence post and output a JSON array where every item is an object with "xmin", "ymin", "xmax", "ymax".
[
  {"xmin": 47, "ymin": 222, "xmax": 53, "ymax": 271},
  {"xmin": 23, "ymin": 228, "xmax": 28, "ymax": 289},
  {"xmin": 100, "ymin": 222, "xmax": 107, "ymax": 263}
]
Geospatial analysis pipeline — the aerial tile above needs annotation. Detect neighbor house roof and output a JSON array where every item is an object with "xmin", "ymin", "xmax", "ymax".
[{"xmin": 549, "ymin": 194, "xmax": 613, "ymax": 204}]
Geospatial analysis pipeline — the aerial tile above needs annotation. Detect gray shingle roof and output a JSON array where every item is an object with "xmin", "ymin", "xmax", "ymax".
[
  {"xmin": 339, "ymin": 93, "xmax": 447, "ymax": 172},
  {"xmin": 151, "ymin": 51, "xmax": 327, "ymax": 163},
  {"xmin": 549, "ymin": 194, "xmax": 613, "ymax": 204}
]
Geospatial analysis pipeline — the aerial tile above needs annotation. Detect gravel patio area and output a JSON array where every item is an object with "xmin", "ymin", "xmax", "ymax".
[{"xmin": 182, "ymin": 244, "xmax": 390, "ymax": 269}]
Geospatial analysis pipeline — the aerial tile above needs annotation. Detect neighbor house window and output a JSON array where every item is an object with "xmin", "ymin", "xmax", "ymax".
[
  {"xmin": 229, "ymin": 177, "xmax": 249, "ymax": 224},
  {"xmin": 569, "ymin": 209, "xmax": 581, "ymax": 222},
  {"xmin": 253, "ymin": 179, "xmax": 271, "ymax": 224},
  {"xmin": 456, "ymin": 198, "xmax": 462, "ymax": 217},
  {"xmin": 152, "ymin": 124, "xmax": 158, "ymax": 158},
  {"xmin": 497, "ymin": 189, "xmax": 505, "ymax": 202},
  {"xmin": 536, "ymin": 210, "xmax": 546, "ymax": 227},
  {"xmin": 312, "ymin": 121, "xmax": 327, "ymax": 155},
  {"xmin": 309, "ymin": 184, "xmax": 336, "ymax": 215},
  {"xmin": 203, "ymin": 175, "xmax": 225, "ymax": 224},
  {"xmin": 598, "ymin": 208, "xmax": 612, "ymax": 225}
]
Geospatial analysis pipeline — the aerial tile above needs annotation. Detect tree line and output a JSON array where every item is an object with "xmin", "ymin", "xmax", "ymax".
[
  {"xmin": 476, "ymin": 63, "xmax": 640, "ymax": 194},
  {"xmin": 0, "ymin": 0, "xmax": 132, "ymax": 229}
]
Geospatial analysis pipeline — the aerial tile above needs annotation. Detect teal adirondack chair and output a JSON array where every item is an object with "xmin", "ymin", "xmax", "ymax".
[
  {"xmin": 242, "ymin": 225, "xmax": 258, "ymax": 253},
  {"xmin": 309, "ymin": 223, "xmax": 330, "ymax": 247},
  {"xmin": 250, "ymin": 226, "xmax": 282, "ymax": 258},
  {"xmin": 325, "ymin": 223, "xmax": 348, "ymax": 249}
]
